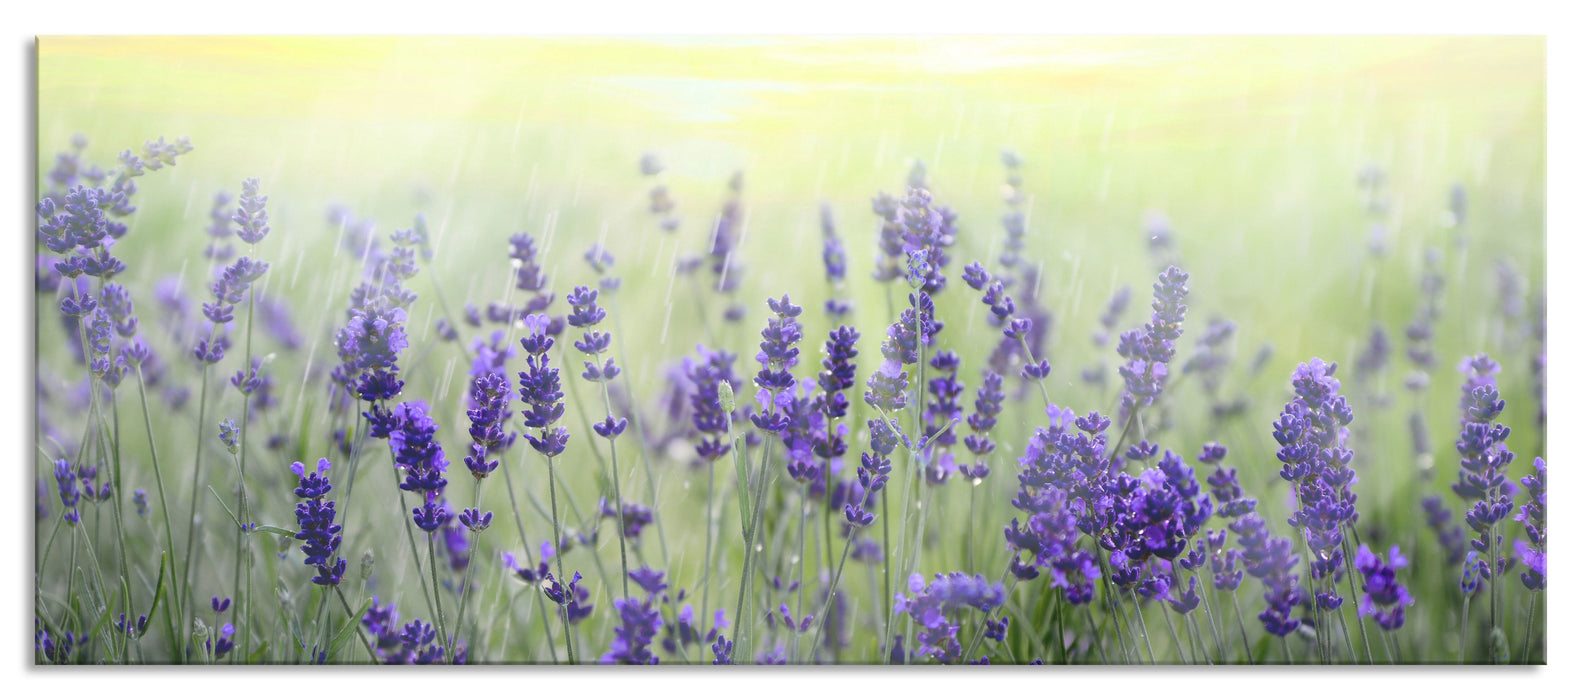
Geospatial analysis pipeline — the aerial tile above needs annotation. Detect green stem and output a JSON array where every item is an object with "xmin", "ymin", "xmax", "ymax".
[
  {"xmin": 1459, "ymin": 593, "xmax": 1472, "ymax": 663},
  {"xmin": 1161, "ymin": 601, "xmax": 1191, "ymax": 663},
  {"xmin": 1339, "ymin": 533, "xmax": 1374, "ymax": 664},
  {"xmin": 1229, "ymin": 588, "xmax": 1255, "ymax": 663},
  {"xmin": 1131, "ymin": 592, "xmax": 1157, "ymax": 663},
  {"xmin": 697, "ymin": 457, "xmax": 718, "ymax": 665},
  {"xmin": 1522, "ymin": 592, "xmax": 1539, "ymax": 664},
  {"xmin": 425, "ymin": 537, "xmax": 452, "ymax": 663},
  {"xmin": 451, "ymin": 477, "xmax": 487, "ymax": 660},
  {"xmin": 791, "ymin": 484, "xmax": 810, "ymax": 662},
  {"xmin": 729, "ymin": 437, "xmax": 772, "ymax": 663},
  {"xmin": 180, "ymin": 366, "xmax": 212, "ymax": 661},
  {"xmin": 332, "ymin": 586, "xmax": 380, "ymax": 662},
  {"xmin": 591, "ymin": 356, "xmax": 632, "ymax": 601},
  {"xmin": 392, "ymin": 482, "xmax": 439, "ymax": 635},
  {"xmin": 133, "ymin": 367, "xmax": 182, "ymax": 653},
  {"xmin": 545, "ymin": 455, "xmax": 578, "ymax": 665},
  {"xmin": 107, "ymin": 396, "xmax": 134, "ymax": 663},
  {"xmin": 610, "ymin": 297, "xmax": 672, "ymax": 566},
  {"xmin": 499, "ymin": 448, "xmax": 561, "ymax": 663},
  {"xmin": 1083, "ymin": 606, "xmax": 1109, "ymax": 664},
  {"xmin": 806, "ymin": 531, "xmax": 855, "ymax": 663},
  {"xmin": 235, "ymin": 277, "xmax": 259, "ymax": 663}
]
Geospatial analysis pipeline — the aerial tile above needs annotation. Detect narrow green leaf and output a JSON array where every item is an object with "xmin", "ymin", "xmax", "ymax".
[
  {"xmin": 329, "ymin": 597, "xmax": 374, "ymax": 655},
  {"xmin": 147, "ymin": 552, "xmax": 180, "ymax": 661},
  {"xmin": 733, "ymin": 436, "xmax": 750, "ymax": 538},
  {"xmin": 146, "ymin": 551, "xmax": 167, "ymax": 621},
  {"xmin": 84, "ymin": 587, "xmax": 121, "ymax": 659},
  {"xmin": 248, "ymin": 640, "xmax": 270, "ymax": 664},
  {"xmin": 209, "ymin": 486, "xmax": 244, "ymax": 530},
  {"xmin": 254, "ymin": 524, "xmax": 297, "ymax": 538}
]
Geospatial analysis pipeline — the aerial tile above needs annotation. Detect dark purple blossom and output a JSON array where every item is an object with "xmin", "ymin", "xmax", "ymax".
[
  {"xmin": 1005, "ymin": 405, "xmax": 1105, "ymax": 602},
  {"xmin": 386, "ymin": 401, "xmax": 450, "ymax": 532},
  {"xmin": 542, "ymin": 571, "xmax": 595, "ymax": 625},
  {"xmin": 959, "ymin": 370, "xmax": 1003, "ymax": 482},
  {"xmin": 52, "ymin": 459, "xmax": 81, "ymax": 524},
  {"xmin": 1354, "ymin": 544, "xmax": 1413, "ymax": 631},
  {"xmin": 291, "ymin": 458, "xmax": 346, "ymax": 586},
  {"xmin": 463, "ymin": 372, "xmax": 511, "ymax": 480},
  {"xmin": 683, "ymin": 346, "xmax": 739, "ymax": 463},
  {"xmin": 749, "ymin": 295, "xmax": 804, "ymax": 433},
  {"xmin": 601, "ymin": 573, "xmax": 665, "ymax": 665},
  {"xmin": 600, "ymin": 498, "xmax": 656, "ymax": 540},
  {"xmin": 518, "ymin": 314, "xmax": 570, "ymax": 457}
]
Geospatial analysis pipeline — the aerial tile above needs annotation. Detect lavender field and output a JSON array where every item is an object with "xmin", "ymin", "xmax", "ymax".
[{"xmin": 32, "ymin": 36, "xmax": 1546, "ymax": 665}]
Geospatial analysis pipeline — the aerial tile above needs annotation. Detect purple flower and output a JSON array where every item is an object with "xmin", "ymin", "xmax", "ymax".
[
  {"xmin": 1117, "ymin": 266, "xmax": 1190, "ymax": 410},
  {"xmin": 290, "ymin": 458, "xmax": 347, "ymax": 586},
  {"xmin": 1181, "ymin": 317, "xmax": 1236, "ymax": 395},
  {"xmin": 203, "ymin": 190, "xmax": 234, "ymax": 261},
  {"xmin": 749, "ymin": 295, "xmax": 804, "ymax": 433},
  {"xmin": 386, "ymin": 402, "xmax": 450, "ymax": 532},
  {"xmin": 894, "ymin": 187, "xmax": 955, "ymax": 295},
  {"xmin": 1233, "ymin": 508, "xmax": 1303, "ymax": 637},
  {"xmin": 1004, "ymin": 405, "xmax": 1106, "ymax": 602},
  {"xmin": 97, "ymin": 283, "xmax": 137, "ymax": 338},
  {"xmin": 52, "ymin": 459, "xmax": 81, "ymax": 524},
  {"xmin": 232, "ymin": 178, "xmax": 270, "ymax": 245},
  {"xmin": 628, "ymin": 566, "xmax": 668, "ymax": 596},
  {"xmin": 872, "ymin": 192, "xmax": 906, "ymax": 283},
  {"xmin": 921, "ymin": 350, "xmax": 964, "ymax": 483},
  {"xmin": 542, "ymin": 571, "xmax": 594, "ymax": 625},
  {"xmin": 958, "ymin": 370, "xmax": 1003, "ymax": 482},
  {"xmin": 820, "ymin": 203, "xmax": 850, "ymax": 316},
  {"xmin": 600, "ymin": 498, "xmax": 655, "ymax": 540},
  {"xmin": 683, "ymin": 346, "xmax": 739, "ymax": 463},
  {"xmin": 207, "ymin": 623, "xmax": 236, "ymax": 659},
  {"xmin": 892, "ymin": 572, "xmax": 1006, "ymax": 663},
  {"xmin": 463, "ymin": 372, "xmax": 511, "ymax": 480},
  {"xmin": 508, "ymin": 232, "xmax": 553, "ymax": 311},
  {"xmin": 1450, "ymin": 354, "xmax": 1517, "ymax": 584},
  {"xmin": 1092, "ymin": 286, "xmax": 1132, "ymax": 348},
  {"xmin": 518, "ymin": 315, "xmax": 570, "ymax": 458},
  {"xmin": 1274, "ymin": 358, "xmax": 1356, "ymax": 611},
  {"xmin": 601, "ymin": 592, "xmax": 663, "ymax": 664},
  {"xmin": 699, "ymin": 172, "xmax": 747, "ymax": 307},
  {"xmin": 255, "ymin": 295, "xmax": 302, "ymax": 351},
  {"xmin": 218, "ymin": 418, "xmax": 240, "ymax": 454},
  {"xmin": 583, "ymin": 243, "xmax": 620, "ymax": 292},
  {"xmin": 334, "ymin": 294, "xmax": 410, "ymax": 405},
  {"xmin": 845, "ymin": 418, "xmax": 903, "ymax": 527},
  {"xmin": 1514, "ymin": 457, "xmax": 1546, "ymax": 591},
  {"xmin": 1423, "ymin": 495, "xmax": 1467, "ymax": 567},
  {"xmin": 1354, "ymin": 544, "xmax": 1413, "ymax": 631}
]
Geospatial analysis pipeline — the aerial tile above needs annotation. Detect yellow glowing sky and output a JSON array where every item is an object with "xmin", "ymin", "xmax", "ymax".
[{"xmin": 39, "ymin": 36, "xmax": 1540, "ymax": 126}]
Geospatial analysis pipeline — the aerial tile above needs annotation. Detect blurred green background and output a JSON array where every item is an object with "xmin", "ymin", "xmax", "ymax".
[{"xmin": 35, "ymin": 36, "xmax": 1545, "ymax": 663}]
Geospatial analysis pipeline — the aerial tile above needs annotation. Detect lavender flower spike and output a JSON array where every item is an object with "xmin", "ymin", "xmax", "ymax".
[
  {"xmin": 1354, "ymin": 543, "xmax": 1413, "ymax": 631},
  {"xmin": 1515, "ymin": 457, "xmax": 1547, "ymax": 591},
  {"xmin": 1451, "ymin": 354, "xmax": 1516, "ymax": 585},
  {"xmin": 291, "ymin": 458, "xmax": 347, "ymax": 586}
]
